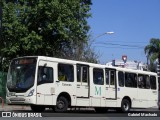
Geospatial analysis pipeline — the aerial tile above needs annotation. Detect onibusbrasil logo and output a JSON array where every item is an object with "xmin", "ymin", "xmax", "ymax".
[{"xmin": 1, "ymin": 112, "xmax": 42, "ymax": 117}]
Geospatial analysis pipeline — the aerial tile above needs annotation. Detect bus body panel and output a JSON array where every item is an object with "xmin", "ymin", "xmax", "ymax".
[{"xmin": 36, "ymin": 59, "xmax": 77, "ymax": 106}]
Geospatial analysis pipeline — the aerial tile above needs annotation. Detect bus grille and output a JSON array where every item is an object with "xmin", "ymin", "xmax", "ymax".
[{"xmin": 10, "ymin": 98, "xmax": 25, "ymax": 102}]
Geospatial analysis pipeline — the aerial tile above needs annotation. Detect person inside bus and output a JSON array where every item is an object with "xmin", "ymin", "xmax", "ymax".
[
  {"xmin": 58, "ymin": 68, "xmax": 67, "ymax": 81},
  {"xmin": 138, "ymin": 76, "xmax": 145, "ymax": 88},
  {"xmin": 97, "ymin": 76, "xmax": 103, "ymax": 85},
  {"xmin": 37, "ymin": 67, "xmax": 49, "ymax": 84},
  {"xmin": 94, "ymin": 72, "xmax": 103, "ymax": 85},
  {"xmin": 42, "ymin": 68, "xmax": 48, "ymax": 81}
]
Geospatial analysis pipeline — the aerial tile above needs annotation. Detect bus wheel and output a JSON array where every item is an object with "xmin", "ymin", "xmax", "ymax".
[
  {"xmin": 121, "ymin": 99, "xmax": 131, "ymax": 112},
  {"xmin": 55, "ymin": 96, "xmax": 68, "ymax": 112},
  {"xmin": 30, "ymin": 105, "xmax": 45, "ymax": 112}
]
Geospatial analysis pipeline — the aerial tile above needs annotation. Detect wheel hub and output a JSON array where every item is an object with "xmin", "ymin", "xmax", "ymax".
[
  {"xmin": 123, "ymin": 103, "xmax": 129, "ymax": 110},
  {"xmin": 57, "ymin": 100, "xmax": 65, "ymax": 109}
]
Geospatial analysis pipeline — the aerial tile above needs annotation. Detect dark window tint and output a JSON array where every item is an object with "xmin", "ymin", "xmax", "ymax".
[
  {"xmin": 146, "ymin": 75, "xmax": 150, "ymax": 89},
  {"xmin": 125, "ymin": 73, "xmax": 137, "ymax": 88},
  {"xmin": 110, "ymin": 71, "xmax": 115, "ymax": 85},
  {"xmin": 150, "ymin": 76, "xmax": 156, "ymax": 90},
  {"xmin": 58, "ymin": 64, "xmax": 74, "ymax": 82},
  {"xmin": 37, "ymin": 67, "xmax": 53, "ymax": 85},
  {"xmin": 82, "ymin": 67, "xmax": 88, "ymax": 82},
  {"xmin": 105, "ymin": 70, "xmax": 109, "ymax": 85},
  {"xmin": 138, "ymin": 75, "xmax": 150, "ymax": 89},
  {"xmin": 118, "ymin": 71, "xmax": 124, "ymax": 87},
  {"xmin": 93, "ymin": 68, "xmax": 104, "ymax": 85},
  {"xmin": 77, "ymin": 65, "xmax": 89, "ymax": 83}
]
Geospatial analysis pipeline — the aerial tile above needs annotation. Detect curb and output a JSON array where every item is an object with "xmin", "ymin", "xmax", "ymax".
[{"xmin": 0, "ymin": 105, "xmax": 31, "ymax": 111}]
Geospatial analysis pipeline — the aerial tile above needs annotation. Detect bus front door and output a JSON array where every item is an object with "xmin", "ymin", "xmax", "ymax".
[{"xmin": 36, "ymin": 60, "xmax": 55, "ymax": 105}]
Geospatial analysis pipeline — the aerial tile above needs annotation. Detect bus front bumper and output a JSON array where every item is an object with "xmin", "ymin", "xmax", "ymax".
[{"xmin": 6, "ymin": 96, "xmax": 36, "ymax": 105}]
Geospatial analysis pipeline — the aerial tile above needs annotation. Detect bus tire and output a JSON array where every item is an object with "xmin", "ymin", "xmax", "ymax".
[
  {"xmin": 30, "ymin": 105, "xmax": 45, "ymax": 112},
  {"xmin": 121, "ymin": 99, "xmax": 131, "ymax": 112},
  {"xmin": 55, "ymin": 96, "xmax": 68, "ymax": 112}
]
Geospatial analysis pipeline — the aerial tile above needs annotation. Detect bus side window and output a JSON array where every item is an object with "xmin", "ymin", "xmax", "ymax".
[
  {"xmin": 37, "ymin": 66, "xmax": 53, "ymax": 85},
  {"xmin": 110, "ymin": 71, "xmax": 115, "ymax": 85},
  {"xmin": 138, "ymin": 75, "xmax": 145, "ymax": 88},
  {"xmin": 58, "ymin": 65, "xmax": 67, "ymax": 81},
  {"xmin": 93, "ymin": 68, "xmax": 104, "ymax": 85},
  {"xmin": 150, "ymin": 76, "xmax": 156, "ymax": 90},
  {"xmin": 82, "ymin": 67, "xmax": 88, "ymax": 83},
  {"xmin": 58, "ymin": 64, "xmax": 74, "ymax": 82},
  {"xmin": 138, "ymin": 74, "xmax": 150, "ymax": 89},
  {"xmin": 76, "ymin": 65, "xmax": 89, "ymax": 83},
  {"xmin": 105, "ymin": 70, "xmax": 109, "ymax": 85},
  {"xmin": 118, "ymin": 71, "xmax": 124, "ymax": 87},
  {"xmin": 145, "ymin": 75, "xmax": 150, "ymax": 89},
  {"xmin": 125, "ymin": 72, "xmax": 137, "ymax": 88}
]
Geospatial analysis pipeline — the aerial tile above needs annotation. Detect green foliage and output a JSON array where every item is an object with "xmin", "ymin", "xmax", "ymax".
[
  {"xmin": 0, "ymin": 71, "xmax": 7, "ymax": 101},
  {"xmin": 145, "ymin": 38, "xmax": 160, "ymax": 62},
  {"xmin": 145, "ymin": 38, "xmax": 160, "ymax": 72},
  {"xmin": 148, "ymin": 62, "xmax": 156, "ymax": 72},
  {"xmin": 0, "ymin": 0, "xmax": 99, "ymax": 71}
]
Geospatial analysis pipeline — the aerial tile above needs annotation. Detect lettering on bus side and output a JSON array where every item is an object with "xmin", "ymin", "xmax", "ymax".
[
  {"xmin": 62, "ymin": 83, "xmax": 72, "ymax": 86},
  {"xmin": 95, "ymin": 86, "xmax": 101, "ymax": 96}
]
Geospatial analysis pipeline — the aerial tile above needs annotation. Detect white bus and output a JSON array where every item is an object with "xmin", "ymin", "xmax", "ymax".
[{"xmin": 6, "ymin": 56, "xmax": 159, "ymax": 112}]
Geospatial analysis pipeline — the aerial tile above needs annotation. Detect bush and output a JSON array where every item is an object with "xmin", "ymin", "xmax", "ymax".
[{"xmin": 0, "ymin": 71, "xmax": 7, "ymax": 103}]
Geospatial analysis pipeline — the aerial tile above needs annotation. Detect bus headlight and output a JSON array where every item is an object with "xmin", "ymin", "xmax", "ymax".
[{"xmin": 28, "ymin": 89, "xmax": 34, "ymax": 97}]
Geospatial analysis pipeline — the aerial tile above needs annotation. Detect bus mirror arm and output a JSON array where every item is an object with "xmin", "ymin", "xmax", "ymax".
[
  {"xmin": 56, "ymin": 80, "xmax": 60, "ymax": 83},
  {"xmin": 44, "ymin": 63, "xmax": 47, "ymax": 66}
]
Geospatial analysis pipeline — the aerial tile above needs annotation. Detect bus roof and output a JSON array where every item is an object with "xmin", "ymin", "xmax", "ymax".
[{"xmin": 13, "ymin": 56, "xmax": 157, "ymax": 76}]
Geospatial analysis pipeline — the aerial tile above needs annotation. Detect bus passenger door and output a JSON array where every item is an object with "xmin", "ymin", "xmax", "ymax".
[
  {"xmin": 76, "ymin": 65, "xmax": 89, "ymax": 98},
  {"xmin": 36, "ymin": 60, "xmax": 55, "ymax": 105},
  {"xmin": 105, "ymin": 69, "xmax": 116, "ymax": 100}
]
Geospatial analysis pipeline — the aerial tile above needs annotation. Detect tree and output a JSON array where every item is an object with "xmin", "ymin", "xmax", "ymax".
[
  {"xmin": 0, "ymin": 0, "xmax": 99, "ymax": 71},
  {"xmin": 144, "ymin": 38, "xmax": 160, "ymax": 73}
]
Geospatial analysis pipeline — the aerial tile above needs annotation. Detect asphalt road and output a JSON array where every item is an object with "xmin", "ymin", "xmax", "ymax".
[
  {"xmin": 1, "ymin": 106, "xmax": 160, "ymax": 117},
  {"xmin": 0, "ymin": 106, "xmax": 160, "ymax": 120}
]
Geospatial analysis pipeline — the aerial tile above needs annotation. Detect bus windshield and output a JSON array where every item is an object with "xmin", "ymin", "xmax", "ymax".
[{"xmin": 7, "ymin": 58, "xmax": 37, "ymax": 92}]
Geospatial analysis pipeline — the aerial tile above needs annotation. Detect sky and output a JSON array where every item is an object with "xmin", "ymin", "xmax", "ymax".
[{"xmin": 88, "ymin": 0, "xmax": 160, "ymax": 64}]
